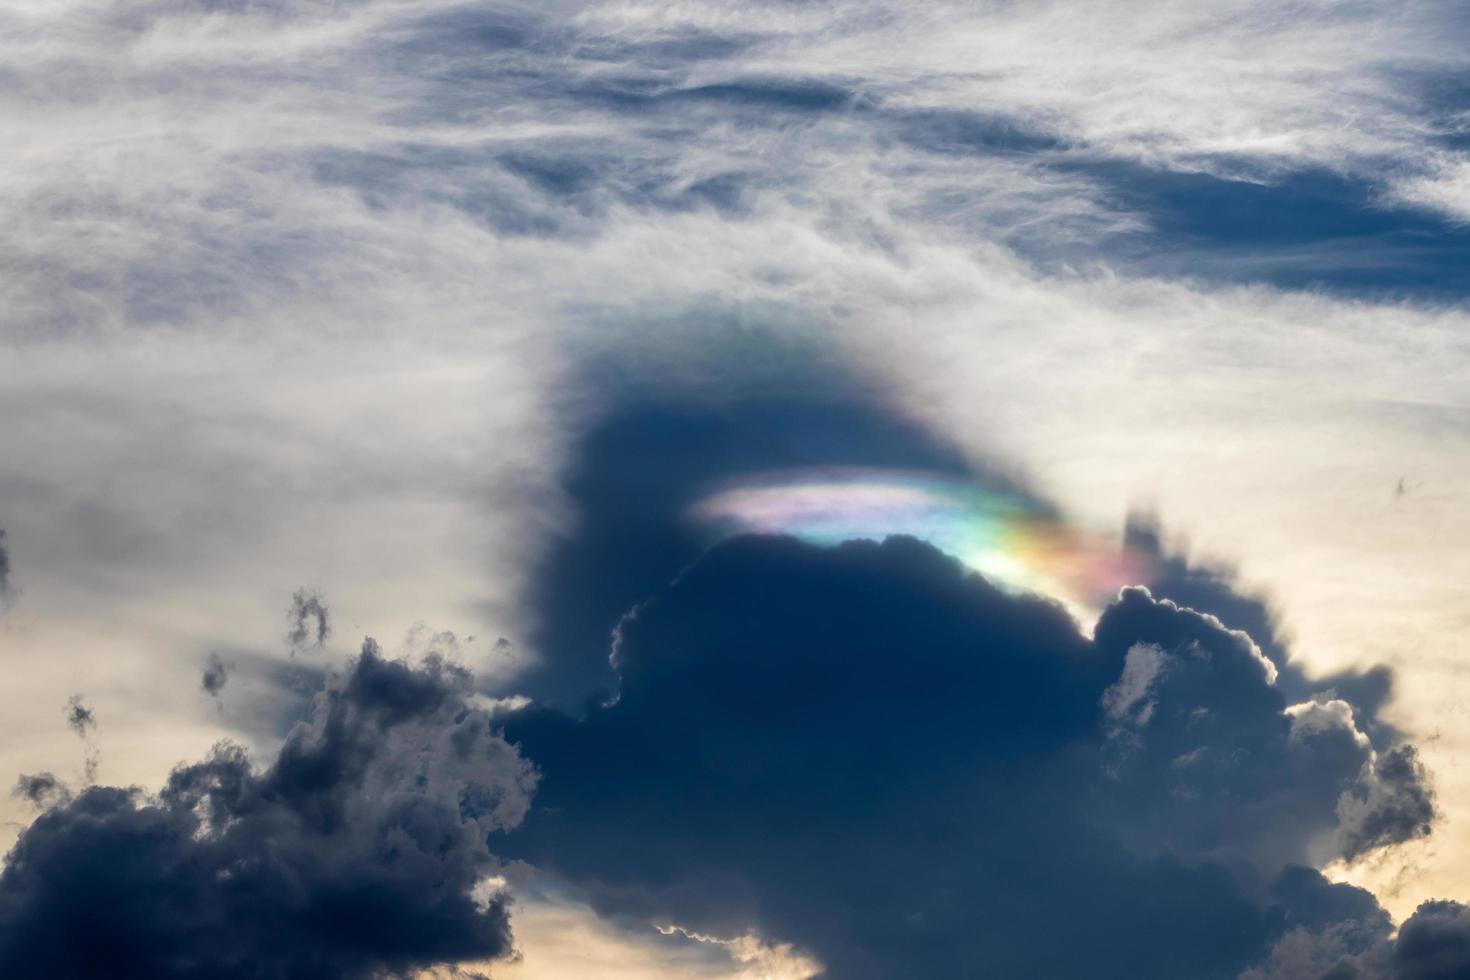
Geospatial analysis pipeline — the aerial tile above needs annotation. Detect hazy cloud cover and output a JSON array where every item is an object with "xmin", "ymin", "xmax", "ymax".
[{"xmin": 4, "ymin": 0, "xmax": 1470, "ymax": 976}]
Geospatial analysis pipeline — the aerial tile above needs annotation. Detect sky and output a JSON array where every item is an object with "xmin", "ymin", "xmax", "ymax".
[{"xmin": 3, "ymin": 1, "xmax": 1470, "ymax": 977}]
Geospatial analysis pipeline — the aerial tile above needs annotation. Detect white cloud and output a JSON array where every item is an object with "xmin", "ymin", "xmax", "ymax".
[
  {"xmin": 1103, "ymin": 641, "xmax": 1166, "ymax": 726},
  {"xmin": 1392, "ymin": 156, "xmax": 1470, "ymax": 223}
]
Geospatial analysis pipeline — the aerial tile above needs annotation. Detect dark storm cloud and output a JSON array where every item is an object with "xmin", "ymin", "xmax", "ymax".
[
  {"xmin": 503, "ymin": 534, "xmax": 1440, "ymax": 978},
  {"xmin": 1247, "ymin": 895, "xmax": 1470, "ymax": 979},
  {"xmin": 1392, "ymin": 901, "xmax": 1470, "ymax": 979},
  {"xmin": 287, "ymin": 587, "xmax": 330, "ymax": 650},
  {"xmin": 0, "ymin": 642, "xmax": 536, "ymax": 980},
  {"xmin": 1091, "ymin": 589, "xmax": 1433, "ymax": 870}
]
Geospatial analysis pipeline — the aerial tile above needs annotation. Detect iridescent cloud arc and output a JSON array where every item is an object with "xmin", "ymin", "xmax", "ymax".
[{"xmin": 687, "ymin": 468, "xmax": 1154, "ymax": 619}]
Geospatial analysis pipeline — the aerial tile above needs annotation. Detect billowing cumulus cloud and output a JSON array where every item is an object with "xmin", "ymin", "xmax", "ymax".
[
  {"xmin": 464, "ymin": 360, "xmax": 1463, "ymax": 977},
  {"xmin": 501, "ymin": 533, "xmax": 1444, "ymax": 978},
  {"xmin": 1121, "ymin": 516, "xmax": 1407, "ymax": 749},
  {"xmin": 1245, "ymin": 893, "xmax": 1470, "ymax": 980},
  {"xmin": 0, "ymin": 643, "xmax": 537, "ymax": 979},
  {"xmin": 1390, "ymin": 901, "xmax": 1470, "ymax": 979},
  {"xmin": 1335, "ymin": 743, "xmax": 1436, "ymax": 863}
]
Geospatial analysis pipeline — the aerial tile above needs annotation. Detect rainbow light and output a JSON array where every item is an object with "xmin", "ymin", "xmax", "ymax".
[{"xmin": 686, "ymin": 468, "xmax": 1153, "ymax": 621}]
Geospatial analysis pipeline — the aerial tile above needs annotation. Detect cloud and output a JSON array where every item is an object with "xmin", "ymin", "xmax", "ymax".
[
  {"xmin": 502, "ymin": 533, "xmax": 1443, "ymax": 978},
  {"xmin": 3, "ymin": 0, "xmax": 1466, "ymax": 350},
  {"xmin": 201, "ymin": 652, "xmax": 229, "ymax": 699},
  {"xmin": 10, "ymin": 774, "xmax": 68, "ymax": 811},
  {"xmin": 1245, "ymin": 894, "xmax": 1470, "ymax": 980},
  {"xmin": 1123, "ymin": 514, "xmax": 1404, "ymax": 746},
  {"xmin": 64, "ymin": 695, "xmax": 99, "ymax": 785},
  {"xmin": 656, "ymin": 925, "xmax": 821, "ymax": 980},
  {"xmin": 496, "ymin": 887, "xmax": 823, "ymax": 980},
  {"xmin": 1391, "ymin": 901, "xmax": 1470, "ymax": 979},
  {"xmin": 519, "ymin": 338, "xmax": 989, "ymax": 709},
  {"xmin": 1101, "ymin": 641, "xmax": 1167, "ymax": 729},
  {"xmin": 0, "ymin": 526, "xmax": 11, "ymax": 598},
  {"xmin": 63, "ymin": 695, "xmax": 95, "ymax": 739},
  {"xmin": 1336, "ymin": 745, "xmax": 1437, "ymax": 864},
  {"xmin": 0, "ymin": 642, "xmax": 537, "ymax": 980},
  {"xmin": 1392, "ymin": 158, "xmax": 1470, "ymax": 224},
  {"xmin": 2, "ymin": 1, "xmax": 1470, "ymax": 971},
  {"xmin": 287, "ymin": 588, "xmax": 331, "ymax": 651}
]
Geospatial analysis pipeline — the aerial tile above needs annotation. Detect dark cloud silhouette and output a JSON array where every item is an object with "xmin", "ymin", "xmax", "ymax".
[
  {"xmin": 1247, "ymin": 894, "xmax": 1470, "ymax": 979},
  {"xmin": 0, "ymin": 642, "xmax": 537, "ymax": 980},
  {"xmin": 1392, "ymin": 901, "xmax": 1470, "ymax": 979},
  {"xmin": 521, "ymin": 331, "xmax": 1029, "ymax": 709},
  {"xmin": 63, "ymin": 695, "xmax": 94, "ymax": 738},
  {"xmin": 201, "ymin": 652, "xmax": 229, "ymax": 699},
  {"xmin": 488, "ymin": 353, "xmax": 1462, "ymax": 976},
  {"xmin": 287, "ymin": 588, "xmax": 331, "ymax": 650},
  {"xmin": 504, "ymin": 534, "xmax": 1439, "ymax": 979},
  {"xmin": 11, "ymin": 773, "xmax": 69, "ymax": 810},
  {"xmin": 1125, "ymin": 513, "xmax": 1404, "ymax": 746},
  {"xmin": 1336, "ymin": 744, "xmax": 1436, "ymax": 861},
  {"xmin": 1242, "ymin": 867, "xmax": 1397, "ymax": 979}
]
